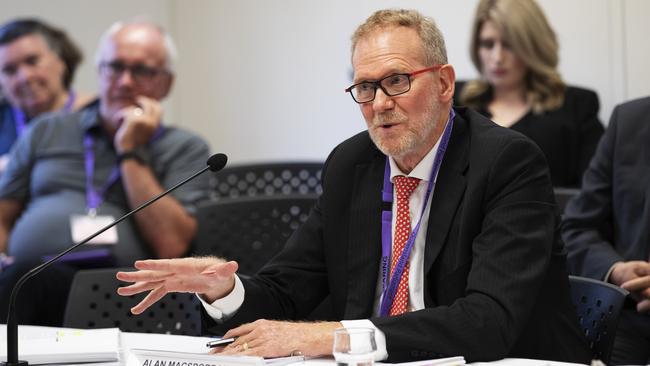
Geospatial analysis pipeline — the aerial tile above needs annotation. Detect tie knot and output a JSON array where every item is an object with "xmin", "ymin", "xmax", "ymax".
[{"xmin": 394, "ymin": 176, "xmax": 421, "ymax": 199}]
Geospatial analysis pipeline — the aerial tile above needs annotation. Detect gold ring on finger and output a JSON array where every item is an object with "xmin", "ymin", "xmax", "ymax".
[{"xmin": 242, "ymin": 342, "xmax": 249, "ymax": 351}]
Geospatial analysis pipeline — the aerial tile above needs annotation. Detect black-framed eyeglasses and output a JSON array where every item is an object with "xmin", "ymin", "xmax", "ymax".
[
  {"xmin": 99, "ymin": 61, "xmax": 168, "ymax": 83},
  {"xmin": 345, "ymin": 65, "xmax": 443, "ymax": 104}
]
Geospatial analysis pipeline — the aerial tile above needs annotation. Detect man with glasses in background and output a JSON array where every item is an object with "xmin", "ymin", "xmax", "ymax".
[
  {"xmin": 0, "ymin": 20, "xmax": 209, "ymax": 326},
  {"xmin": 117, "ymin": 9, "xmax": 589, "ymax": 363}
]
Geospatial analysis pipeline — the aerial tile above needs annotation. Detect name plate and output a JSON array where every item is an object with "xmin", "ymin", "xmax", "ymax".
[{"xmin": 127, "ymin": 349, "xmax": 303, "ymax": 366}]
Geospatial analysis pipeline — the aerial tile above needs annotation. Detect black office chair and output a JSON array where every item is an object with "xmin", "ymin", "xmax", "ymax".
[
  {"xmin": 554, "ymin": 187, "xmax": 581, "ymax": 216},
  {"xmin": 568, "ymin": 275, "xmax": 629, "ymax": 364},
  {"xmin": 191, "ymin": 195, "xmax": 317, "ymax": 275},
  {"xmin": 209, "ymin": 162, "xmax": 323, "ymax": 199},
  {"xmin": 64, "ymin": 267, "xmax": 202, "ymax": 335}
]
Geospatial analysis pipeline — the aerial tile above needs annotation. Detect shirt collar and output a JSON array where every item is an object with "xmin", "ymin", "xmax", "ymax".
[{"xmin": 79, "ymin": 99, "xmax": 102, "ymax": 133}]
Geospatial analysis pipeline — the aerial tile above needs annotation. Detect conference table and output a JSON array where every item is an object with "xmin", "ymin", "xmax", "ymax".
[{"xmin": 1, "ymin": 325, "xmax": 591, "ymax": 366}]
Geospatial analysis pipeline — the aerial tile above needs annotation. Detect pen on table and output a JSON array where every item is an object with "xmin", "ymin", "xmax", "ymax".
[{"xmin": 206, "ymin": 337, "xmax": 237, "ymax": 348}]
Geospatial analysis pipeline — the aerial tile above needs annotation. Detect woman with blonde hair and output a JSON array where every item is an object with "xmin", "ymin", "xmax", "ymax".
[{"xmin": 457, "ymin": 0, "xmax": 603, "ymax": 187}]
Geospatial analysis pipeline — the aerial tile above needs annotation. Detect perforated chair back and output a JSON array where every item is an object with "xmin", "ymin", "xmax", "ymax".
[
  {"xmin": 568, "ymin": 275, "xmax": 629, "ymax": 364},
  {"xmin": 64, "ymin": 268, "xmax": 201, "ymax": 335},
  {"xmin": 209, "ymin": 162, "xmax": 323, "ymax": 199},
  {"xmin": 192, "ymin": 195, "xmax": 317, "ymax": 275},
  {"xmin": 554, "ymin": 187, "xmax": 580, "ymax": 216}
]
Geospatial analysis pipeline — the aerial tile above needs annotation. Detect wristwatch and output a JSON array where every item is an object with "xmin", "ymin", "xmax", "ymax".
[{"xmin": 117, "ymin": 147, "xmax": 150, "ymax": 165}]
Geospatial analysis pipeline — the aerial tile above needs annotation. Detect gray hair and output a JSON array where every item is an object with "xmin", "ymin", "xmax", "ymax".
[
  {"xmin": 94, "ymin": 17, "xmax": 177, "ymax": 72},
  {"xmin": 351, "ymin": 8, "xmax": 447, "ymax": 66}
]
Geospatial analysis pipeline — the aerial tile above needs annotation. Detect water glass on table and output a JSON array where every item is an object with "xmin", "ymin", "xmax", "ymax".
[{"xmin": 332, "ymin": 327, "xmax": 377, "ymax": 366}]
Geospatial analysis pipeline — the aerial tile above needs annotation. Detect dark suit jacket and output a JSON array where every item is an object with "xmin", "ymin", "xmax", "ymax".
[
  {"xmin": 455, "ymin": 83, "xmax": 604, "ymax": 188},
  {"xmin": 205, "ymin": 107, "xmax": 590, "ymax": 363},
  {"xmin": 562, "ymin": 96, "xmax": 650, "ymax": 279}
]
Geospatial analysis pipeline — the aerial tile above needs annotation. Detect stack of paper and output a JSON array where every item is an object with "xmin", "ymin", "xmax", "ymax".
[{"xmin": 0, "ymin": 325, "xmax": 120, "ymax": 365}]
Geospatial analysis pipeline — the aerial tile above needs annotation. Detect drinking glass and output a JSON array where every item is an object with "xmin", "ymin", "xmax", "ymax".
[{"xmin": 332, "ymin": 327, "xmax": 377, "ymax": 366}]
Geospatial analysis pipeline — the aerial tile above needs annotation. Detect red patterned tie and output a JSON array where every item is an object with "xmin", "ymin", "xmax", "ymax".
[{"xmin": 390, "ymin": 175, "xmax": 421, "ymax": 315}]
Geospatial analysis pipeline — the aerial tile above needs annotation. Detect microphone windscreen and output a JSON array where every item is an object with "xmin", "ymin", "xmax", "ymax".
[{"xmin": 207, "ymin": 153, "xmax": 228, "ymax": 172}]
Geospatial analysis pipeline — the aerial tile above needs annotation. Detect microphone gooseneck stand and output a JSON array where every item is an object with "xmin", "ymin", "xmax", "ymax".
[{"xmin": 2, "ymin": 153, "xmax": 227, "ymax": 366}]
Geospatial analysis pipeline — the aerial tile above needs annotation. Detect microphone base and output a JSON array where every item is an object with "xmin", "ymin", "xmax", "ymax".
[{"xmin": 1, "ymin": 361, "xmax": 29, "ymax": 366}]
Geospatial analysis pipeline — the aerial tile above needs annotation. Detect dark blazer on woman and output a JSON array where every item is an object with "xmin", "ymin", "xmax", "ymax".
[
  {"xmin": 455, "ymin": 83, "xmax": 604, "ymax": 187},
  {"xmin": 204, "ymin": 107, "xmax": 590, "ymax": 363}
]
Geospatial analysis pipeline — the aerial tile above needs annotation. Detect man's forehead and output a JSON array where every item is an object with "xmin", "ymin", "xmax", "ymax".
[
  {"xmin": 351, "ymin": 27, "xmax": 425, "ymax": 79},
  {"xmin": 100, "ymin": 28, "xmax": 166, "ymax": 65}
]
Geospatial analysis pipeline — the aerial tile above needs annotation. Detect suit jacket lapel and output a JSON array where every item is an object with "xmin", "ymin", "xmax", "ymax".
[
  {"xmin": 424, "ymin": 113, "xmax": 469, "ymax": 274},
  {"xmin": 344, "ymin": 153, "xmax": 384, "ymax": 319}
]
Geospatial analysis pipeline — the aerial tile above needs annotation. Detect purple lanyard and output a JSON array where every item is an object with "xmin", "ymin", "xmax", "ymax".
[
  {"xmin": 12, "ymin": 91, "xmax": 76, "ymax": 136},
  {"xmin": 83, "ymin": 124, "xmax": 165, "ymax": 215},
  {"xmin": 378, "ymin": 109, "xmax": 455, "ymax": 317},
  {"xmin": 83, "ymin": 133, "xmax": 121, "ymax": 216}
]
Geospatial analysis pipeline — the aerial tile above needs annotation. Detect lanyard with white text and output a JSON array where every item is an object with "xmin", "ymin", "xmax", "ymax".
[
  {"xmin": 378, "ymin": 109, "xmax": 455, "ymax": 317},
  {"xmin": 12, "ymin": 91, "xmax": 76, "ymax": 136},
  {"xmin": 83, "ymin": 124, "xmax": 165, "ymax": 215}
]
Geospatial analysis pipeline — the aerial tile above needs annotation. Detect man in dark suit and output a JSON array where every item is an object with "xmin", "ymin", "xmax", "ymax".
[
  {"xmin": 117, "ymin": 9, "xmax": 589, "ymax": 363},
  {"xmin": 562, "ymin": 96, "xmax": 650, "ymax": 365}
]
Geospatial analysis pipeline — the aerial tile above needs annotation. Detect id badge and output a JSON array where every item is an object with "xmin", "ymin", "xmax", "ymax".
[{"xmin": 70, "ymin": 214, "xmax": 118, "ymax": 245}]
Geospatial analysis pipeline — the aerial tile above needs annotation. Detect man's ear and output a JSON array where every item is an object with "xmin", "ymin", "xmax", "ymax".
[{"xmin": 437, "ymin": 64, "xmax": 455, "ymax": 102}]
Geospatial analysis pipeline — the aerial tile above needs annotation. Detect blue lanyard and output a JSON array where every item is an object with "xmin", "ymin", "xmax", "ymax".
[
  {"xmin": 378, "ymin": 109, "xmax": 455, "ymax": 316},
  {"xmin": 83, "ymin": 124, "xmax": 165, "ymax": 215},
  {"xmin": 12, "ymin": 91, "xmax": 76, "ymax": 136}
]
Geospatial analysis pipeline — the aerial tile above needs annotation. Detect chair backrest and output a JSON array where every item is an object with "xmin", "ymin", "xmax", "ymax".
[
  {"xmin": 568, "ymin": 275, "xmax": 629, "ymax": 364},
  {"xmin": 191, "ymin": 195, "xmax": 317, "ymax": 275},
  {"xmin": 209, "ymin": 162, "xmax": 323, "ymax": 199},
  {"xmin": 554, "ymin": 187, "xmax": 581, "ymax": 215},
  {"xmin": 64, "ymin": 268, "xmax": 201, "ymax": 335}
]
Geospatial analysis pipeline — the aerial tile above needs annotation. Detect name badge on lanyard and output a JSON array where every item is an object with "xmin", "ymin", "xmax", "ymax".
[
  {"xmin": 69, "ymin": 132, "xmax": 120, "ymax": 245},
  {"xmin": 70, "ymin": 214, "xmax": 118, "ymax": 244}
]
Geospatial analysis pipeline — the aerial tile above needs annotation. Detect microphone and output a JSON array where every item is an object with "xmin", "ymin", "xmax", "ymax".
[{"xmin": 2, "ymin": 153, "xmax": 228, "ymax": 366}]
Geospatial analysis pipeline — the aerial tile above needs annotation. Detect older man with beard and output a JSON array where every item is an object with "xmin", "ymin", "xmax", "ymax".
[{"xmin": 117, "ymin": 9, "xmax": 589, "ymax": 364}]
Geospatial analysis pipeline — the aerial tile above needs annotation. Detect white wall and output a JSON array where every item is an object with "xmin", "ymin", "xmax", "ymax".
[{"xmin": 1, "ymin": 0, "xmax": 649, "ymax": 164}]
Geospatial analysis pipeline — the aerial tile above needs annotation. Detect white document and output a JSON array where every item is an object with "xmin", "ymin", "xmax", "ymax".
[{"xmin": 0, "ymin": 325, "xmax": 120, "ymax": 365}]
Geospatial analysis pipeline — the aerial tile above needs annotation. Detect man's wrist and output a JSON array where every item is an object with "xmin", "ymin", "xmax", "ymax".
[{"xmin": 117, "ymin": 147, "xmax": 150, "ymax": 165}]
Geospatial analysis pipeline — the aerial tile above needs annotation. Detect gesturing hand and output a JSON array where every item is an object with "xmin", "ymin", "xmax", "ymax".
[{"xmin": 116, "ymin": 257, "xmax": 238, "ymax": 314}]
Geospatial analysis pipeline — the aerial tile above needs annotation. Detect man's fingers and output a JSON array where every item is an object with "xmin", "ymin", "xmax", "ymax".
[
  {"xmin": 135, "ymin": 257, "xmax": 221, "ymax": 273},
  {"xmin": 117, "ymin": 269, "xmax": 173, "ymax": 282},
  {"xmin": 636, "ymin": 299, "xmax": 650, "ymax": 313},
  {"xmin": 130, "ymin": 285, "xmax": 167, "ymax": 315},
  {"xmin": 223, "ymin": 322, "xmax": 255, "ymax": 339},
  {"xmin": 116, "ymin": 280, "xmax": 162, "ymax": 296},
  {"xmin": 621, "ymin": 275, "xmax": 650, "ymax": 291}
]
